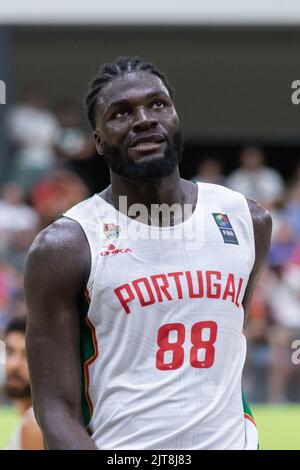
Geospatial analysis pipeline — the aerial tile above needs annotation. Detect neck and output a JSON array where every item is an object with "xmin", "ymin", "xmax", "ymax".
[
  {"xmin": 109, "ymin": 167, "xmax": 184, "ymax": 209},
  {"xmin": 13, "ymin": 397, "xmax": 32, "ymax": 416}
]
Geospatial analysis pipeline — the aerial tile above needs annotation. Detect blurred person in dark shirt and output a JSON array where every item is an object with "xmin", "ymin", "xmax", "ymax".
[
  {"xmin": 190, "ymin": 156, "xmax": 225, "ymax": 186},
  {"xmin": 54, "ymin": 101, "xmax": 104, "ymax": 193},
  {"xmin": 243, "ymin": 270, "xmax": 271, "ymax": 403},
  {"xmin": 54, "ymin": 100, "xmax": 95, "ymax": 164}
]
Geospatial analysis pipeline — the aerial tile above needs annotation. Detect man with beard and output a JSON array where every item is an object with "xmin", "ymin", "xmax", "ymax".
[
  {"xmin": 4, "ymin": 316, "xmax": 43, "ymax": 449},
  {"xmin": 25, "ymin": 57, "xmax": 272, "ymax": 450}
]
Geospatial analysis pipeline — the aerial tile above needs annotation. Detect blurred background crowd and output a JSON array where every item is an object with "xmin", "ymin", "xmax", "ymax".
[
  {"xmin": 1, "ymin": 4, "xmax": 300, "ymax": 437},
  {"xmin": 0, "ymin": 83, "xmax": 299, "ymax": 406}
]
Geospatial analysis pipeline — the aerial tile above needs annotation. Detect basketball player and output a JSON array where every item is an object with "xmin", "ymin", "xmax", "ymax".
[
  {"xmin": 4, "ymin": 316, "xmax": 43, "ymax": 449},
  {"xmin": 24, "ymin": 57, "xmax": 272, "ymax": 450}
]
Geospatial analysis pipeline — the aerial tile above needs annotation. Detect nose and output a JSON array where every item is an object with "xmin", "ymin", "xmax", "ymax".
[
  {"xmin": 9, "ymin": 354, "xmax": 23, "ymax": 370},
  {"xmin": 132, "ymin": 107, "xmax": 157, "ymax": 133}
]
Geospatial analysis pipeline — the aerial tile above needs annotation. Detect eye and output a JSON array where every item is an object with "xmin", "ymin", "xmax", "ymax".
[
  {"xmin": 6, "ymin": 347, "xmax": 14, "ymax": 357},
  {"xmin": 152, "ymin": 100, "xmax": 166, "ymax": 109},
  {"xmin": 112, "ymin": 108, "xmax": 130, "ymax": 119}
]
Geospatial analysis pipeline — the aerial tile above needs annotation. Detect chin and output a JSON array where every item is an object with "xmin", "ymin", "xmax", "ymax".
[
  {"xmin": 5, "ymin": 384, "xmax": 31, "ymax": 400},
  {"xmin": 134, "ymin": 151, "xmax": 166, "ymax": 164}
]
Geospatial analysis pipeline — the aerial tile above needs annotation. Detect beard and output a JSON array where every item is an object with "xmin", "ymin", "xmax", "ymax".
[
  {"xmin": 5, "ymin": 379, "xmax": 31, "ymax": 400},
  {"xmin": 102, "ymin": 129, "xmax": 183, "ymax": 185}
]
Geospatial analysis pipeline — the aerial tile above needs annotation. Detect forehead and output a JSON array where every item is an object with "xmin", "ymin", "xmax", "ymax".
[
  {"xmin": 96, "ymin": 71, "xmax": 170, "ymax": 110},
  {"xmin": 6, "ymin": 332, "xmax": 25, "ymax": 350}
]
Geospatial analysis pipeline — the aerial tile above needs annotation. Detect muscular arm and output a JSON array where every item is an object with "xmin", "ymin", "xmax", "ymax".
[
  {"xmin": 24, "ymin": 217, "xmax": 98, "ymax": 450},
  {"xmin": 242, "ymin": 199, "xmax": 272, "ymax": 322}
]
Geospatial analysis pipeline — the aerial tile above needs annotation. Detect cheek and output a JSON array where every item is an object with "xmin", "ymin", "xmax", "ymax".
[
  {"xmin": 5, "ymin": 360, "xmax": 11, "ymax": 374},
  {"xmin": 21, "ymin": 360, "xmax": 29, "ymax": 378},
  {"xmin": 171, "ymin": 109, "xmax": 180, "ymax": 125},
  {"xmin": 105, "ymin": 122, "xmax": 130, "ymax": 144},
  {"xmin": 163, "ymin": 111, "xmax": 179, "ymax": 136}
]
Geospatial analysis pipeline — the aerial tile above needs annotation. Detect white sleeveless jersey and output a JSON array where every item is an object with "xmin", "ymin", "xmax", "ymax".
[{"xmin": 64, "ymin": 182, "xmax": 258, "ymax": 450}]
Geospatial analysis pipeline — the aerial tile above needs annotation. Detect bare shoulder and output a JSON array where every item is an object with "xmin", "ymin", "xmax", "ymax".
[
  {"xmin": 247, "ymin": 198, "xmax": 272, "ymax": 229},
  {"xmin": 247, "ymin": 198, "xmax": 272, "ymax": 240},
  {"xmin": 25, "ymin": 216, "xmax": 91, "ymax": 295},
  {"xmin": 246, "ymin": 198, "xmax": 272, "ymax": 270},
  {"xmin": 28, "ymin": 216, "xmax": 88, "ymax": 258}
]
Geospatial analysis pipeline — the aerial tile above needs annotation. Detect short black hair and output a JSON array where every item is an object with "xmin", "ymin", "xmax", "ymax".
[
  {"xmin": 85, "ymin": 56, "xmax": 174, "ymax": 130},
  {"xmin": 5, "ymin": 316, "xmax": 26, "ymax": 337}
]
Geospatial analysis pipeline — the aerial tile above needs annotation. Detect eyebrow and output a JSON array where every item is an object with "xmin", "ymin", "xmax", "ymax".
[{"xmin": 104, "ymin": 90, "xmax": 170, "ymax": 116}]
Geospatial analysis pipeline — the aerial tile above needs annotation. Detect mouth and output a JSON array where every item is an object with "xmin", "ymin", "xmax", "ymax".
[
  {"xmin": 129, "ymin": 135, "xmax": 166, "ymax": 153},
  {"xmin": 131, "ymin": 142, "xmax": 165, "ymax": 152},
  {"xmin": 7, "ymin": 376, "xmax": 25, "ymax": 387}
]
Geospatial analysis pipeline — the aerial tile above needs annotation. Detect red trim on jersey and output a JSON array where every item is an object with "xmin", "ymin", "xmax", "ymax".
[
  {"xmin": 244, "ymin": 413, "xmax": 256, "ymax": 427},
  {"xmin": 85, "ymin": 288, "xmax": 91, "ymax": 304},
  {"xmin": 84, "ymin": 288, "xmax": 99, "ymax": 419}
]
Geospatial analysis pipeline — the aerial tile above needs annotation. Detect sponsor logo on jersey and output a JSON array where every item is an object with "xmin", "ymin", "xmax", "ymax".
[
  {"xmin": 103, "ymin": 223, "xmax": 121, "ymax": 240},
  {"xmin": 100, "ymin": 244, "xmax": 132, "ymax": 257},
  {"xmin": 212, "ymin": 213, "xmax": 239, "ymax": 245}
]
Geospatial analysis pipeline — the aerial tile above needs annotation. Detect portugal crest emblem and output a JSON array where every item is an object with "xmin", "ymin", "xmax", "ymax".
[{"xmin": 103, "ymin": 223, "xmax": 121, "ymax": 240}]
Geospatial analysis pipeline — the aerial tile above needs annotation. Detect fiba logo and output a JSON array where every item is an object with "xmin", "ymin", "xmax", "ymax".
[
  {"xmin": 0, "ymin": 80, "xmax": 6, "ymax": 104},
  {"xmin": 0, "ymin": 340, "xmax": 5, "ymax": 365}
]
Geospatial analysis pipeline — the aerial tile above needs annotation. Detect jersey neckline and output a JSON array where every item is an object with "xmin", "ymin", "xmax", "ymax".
[{"xmin": 96, "ymin": 182, "xmax": 201, "ymax": 232}]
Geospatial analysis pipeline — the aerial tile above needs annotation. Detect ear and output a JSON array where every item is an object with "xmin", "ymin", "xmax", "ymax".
[{"xmin": 93, "ymin": 129, "xmax": 104, "ymax": 155}]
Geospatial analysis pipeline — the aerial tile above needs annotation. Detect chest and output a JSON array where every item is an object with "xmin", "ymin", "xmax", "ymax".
[{"xmin": 91, "ymin": 208, "xmax": 253, "ymax": 317}]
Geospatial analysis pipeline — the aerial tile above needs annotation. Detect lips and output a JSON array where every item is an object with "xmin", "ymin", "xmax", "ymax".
[
  {"xmin": 7, "ymin": 375, "xmax": 25, "ymax": 386},
  {"xmin": 129, "ymin": 134, "xmax": 165, "ymax": 149},
  {"xmin": 128, "ymin": 135, "xmax": 166, "ymax": 156},
  {"xmin": 131, "ymin": 142, "xmax": 165, "ymax": 152}
]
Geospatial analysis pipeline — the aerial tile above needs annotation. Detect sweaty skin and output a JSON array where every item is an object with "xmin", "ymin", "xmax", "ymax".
[{"xmin": 24, "ymin": 71, "xmax": 272, "ymax": 450}]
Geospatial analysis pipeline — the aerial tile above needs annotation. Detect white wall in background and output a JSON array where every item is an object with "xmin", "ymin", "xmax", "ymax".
[{"xmin": 2, "ymin": 0, "xmax": 300, "ymax": 25}]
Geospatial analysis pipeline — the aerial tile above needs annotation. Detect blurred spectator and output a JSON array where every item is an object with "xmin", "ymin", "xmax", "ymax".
[
  {"xmin": 265, "ymin": 262, "xmax": 300, "ymax": 402},
  {"xmin": 191, "ymin": 157, "xmax": 225, "ymax": 185},
  {"xmin": 0, "ymin": 182, "xmax": 39, "ymax": 270},
  {"xmin": 0, "ymin": 263, "xmax": 23, "ymax": 332},
  {"xmin": 226, "ymin": 147, "xmax": 285, "ymax": 207},
  {"xmin": 3, "ymin": 316, "xmax": 44, "ymax": 449},
  {"xmin": 54, "ymin": 100, "xmax": 94, "ymax": 164},
  {"xmin": 290, "ymin": 161, "xmax": 300, "ymax": 184},
  {"xmin": 284, "ymin": 180, "xmax": 300, "ymax": 238},
  {"xmin": 31, "ymin": 169, "xmax": 89, "ymax": 228},
  {"xmin": 6, "ymin": 84, "xmax": 59, "ymax": 190},
  {"xmin": 1, "ymin": 89, "xmax": 300, "ymax": 408},
  {"xmin": 268, "ymin": 220, "xmax": 298, "ymax": 266},
  {"xmin": 0, "ymin": 182, "xmax": 39, "ymax": 233},
  {"xmin": 244, "ymin": 272, "xmax": 271, "ymax": 403},
  {"xmin": 289, "ymin": 240, "xmax": 300, "ymax": 266}
]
